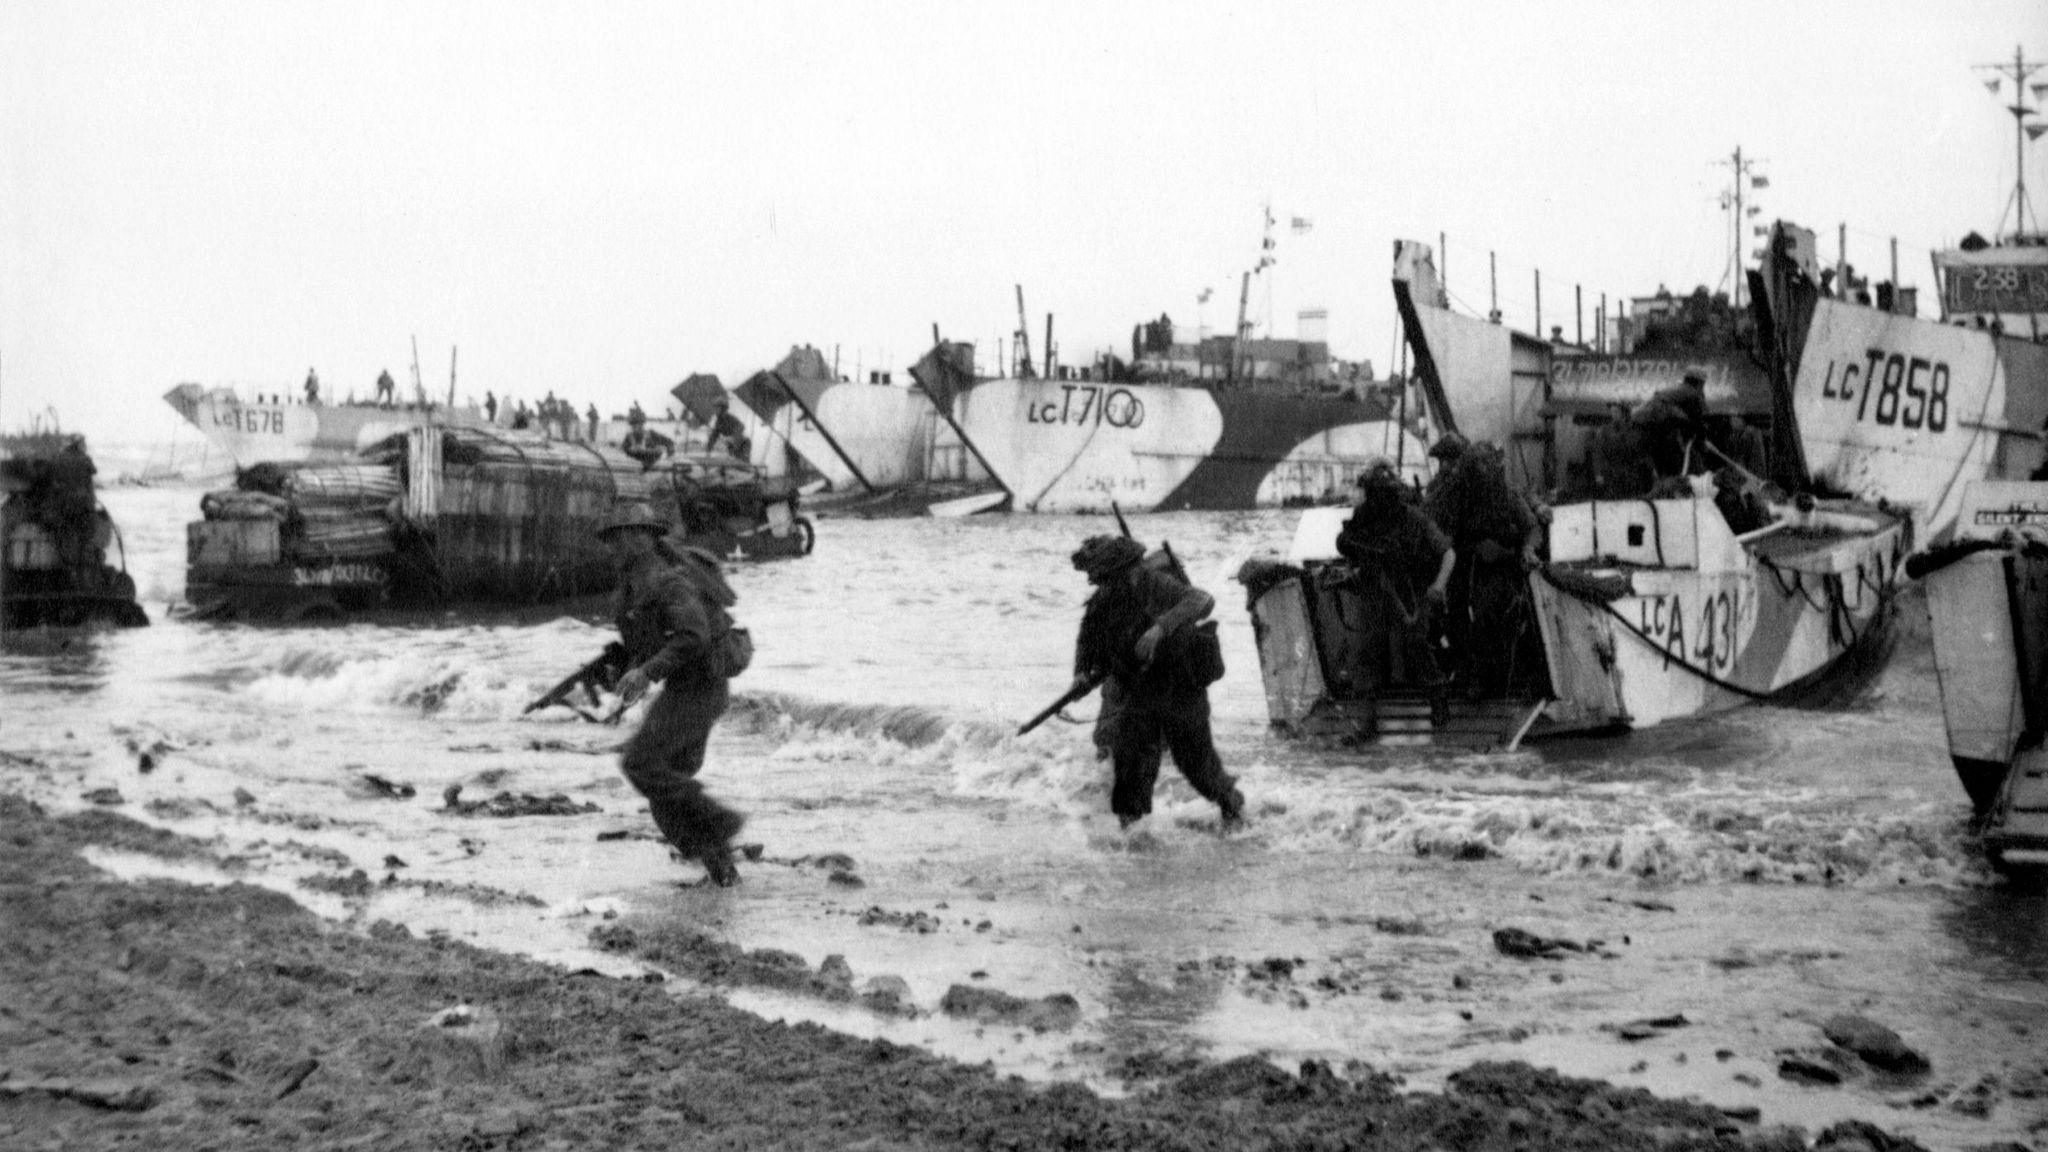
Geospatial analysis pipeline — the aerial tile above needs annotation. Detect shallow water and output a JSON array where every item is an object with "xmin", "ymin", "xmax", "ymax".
[{"xmin": 5, "ymin": 475, "xmax": 2045, "ymax": 1149}]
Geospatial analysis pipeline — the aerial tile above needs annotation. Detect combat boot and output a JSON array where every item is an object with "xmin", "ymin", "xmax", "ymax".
[
  {"xmin": 1219, "ymin": 787, "xmax": 1246, "ymax": 831},
  {"xmin": 702, "ymin": 845, "xmax": 740, "ymax": 888}
]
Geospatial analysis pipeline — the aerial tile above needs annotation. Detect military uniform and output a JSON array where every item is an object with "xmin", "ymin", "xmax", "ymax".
[
  {"xmin": 1337, "ymin": 475, "xmax": 1453, "ymax": 725},
  {"xmin": 620, "ymin": 424, "xmax": 674, "ymax": 470},
  {"xmin": 708, "ymin": 408, "xmax": 751, "ymax": 462},
  {"xmin": 613, "ymin": 534, "xmax": 746, "ymax": 884},
  {"xmin": 1423, "ymin": 443, "xmax": 1540, "ymax": 697},
  {"xmin": 1072, "ymin": 537, "xmax": 1242, "ymax": 829}
]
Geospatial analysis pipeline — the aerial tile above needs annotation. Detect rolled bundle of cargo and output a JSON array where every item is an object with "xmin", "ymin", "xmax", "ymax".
[
  {"xmin": 201, "ymin": 489, "xmax": 292, "ymax": 521},
  {"xmin": 286, "ymin": 464, "xmax": 402, "ymax": 510},
  {"xmin": 235, "ymin": 462, "xmax": 294, "ymax": 496}
]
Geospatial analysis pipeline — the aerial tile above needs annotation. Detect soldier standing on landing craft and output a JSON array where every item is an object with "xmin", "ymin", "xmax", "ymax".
[
  {"xmin": 601, "ymin": 503, "xmax": 750, "ymax": 886},
  {"xmin": 1069, "ymin": 535, "xmax": 1244, "ymax": 831}
]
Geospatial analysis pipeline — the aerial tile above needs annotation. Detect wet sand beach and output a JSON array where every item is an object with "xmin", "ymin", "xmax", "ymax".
[{"xmin": 0, "ymin": 792, "xmax": 1946, "ymax": 1151}]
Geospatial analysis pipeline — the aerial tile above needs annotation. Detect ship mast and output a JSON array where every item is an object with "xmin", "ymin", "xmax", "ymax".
[
  {"xmin": 1718, "ymin": 147, "xmax": 1767, "ymax": 310},
  {"xmin": 1230, "ymin": 206, "xmax": 1278, "ymax": 388},
  {"xmin": 1976, "ymin": 44, "xmax": 2043, "ymax": 240}
]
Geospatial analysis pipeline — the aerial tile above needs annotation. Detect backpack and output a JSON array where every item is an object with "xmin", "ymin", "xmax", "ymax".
[
  {"xmin": 663, "ymin": 543, "xmax": 753, "ymax": 679},
  {"xmin": 1143, "ymin": 548, "xmax": 1224, "ymax": 690}
]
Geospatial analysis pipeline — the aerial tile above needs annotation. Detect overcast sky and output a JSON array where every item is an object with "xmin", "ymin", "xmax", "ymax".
[{"xmin": 3, "ymin": 1, "xmax": 2041, "ymax": 444}]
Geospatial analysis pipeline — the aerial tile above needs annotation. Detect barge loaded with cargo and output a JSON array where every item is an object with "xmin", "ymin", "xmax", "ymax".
[{"xmin": 183, "ymin": 425, "xmax": 809, "ymax": 621}]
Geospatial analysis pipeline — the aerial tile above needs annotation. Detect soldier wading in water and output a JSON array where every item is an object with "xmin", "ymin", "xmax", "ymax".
[
  {"xmin": 1069, "ymin": 535, "xmax": 1244, "ymax": 831},
  {"xmin": 601, "ymin": 503, "xmax": 753, "ymax": 886}
]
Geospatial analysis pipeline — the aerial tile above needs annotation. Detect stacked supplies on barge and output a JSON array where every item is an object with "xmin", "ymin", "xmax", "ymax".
[{"xmin": 185, "ymin": 426, "xmax": 669, "ymax": 620}]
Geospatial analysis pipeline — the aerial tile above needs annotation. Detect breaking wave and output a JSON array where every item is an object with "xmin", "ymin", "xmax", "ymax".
[{"xmin": 728, "ymin": 691, "xmax": 1008, "ymax": 750}]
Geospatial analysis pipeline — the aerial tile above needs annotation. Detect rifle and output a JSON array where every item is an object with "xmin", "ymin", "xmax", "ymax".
[
  {"xmin": 522, "ymin": 642, "xmax": 626, "ymax": 720},
  {"xmin": 1017, "ymin": 673, "xmax": 1105, "ymax": 737},
  {"xmin": 1111, "ymin": 500, "xmax": 1189, "ymax": 582}
]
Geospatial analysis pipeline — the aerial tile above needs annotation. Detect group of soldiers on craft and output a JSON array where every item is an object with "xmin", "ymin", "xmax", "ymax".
[
  {"xmin": 291, "ymin": 368, "xmax": 755, "ymax": 467},
  {"xmin": 1327, "ymin": 434, "xmax": 1543, "ymax": 736},
  {"xmin": 1321, "ymin": 366, "xmax": 1781, "ymax": 735}
]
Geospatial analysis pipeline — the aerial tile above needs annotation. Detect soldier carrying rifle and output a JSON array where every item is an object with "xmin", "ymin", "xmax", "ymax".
[
  {"xmin": 1066, "ymin": 534, "xmax": 1244, "ymax": 832},
  {"xmin": 595, "ymin": 502, "xmax": 754, "ymax": 886}
]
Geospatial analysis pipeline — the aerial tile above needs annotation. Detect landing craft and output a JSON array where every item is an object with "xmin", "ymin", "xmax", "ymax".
[
  {"xmin": 713, "ymin": 346, "xmax": 1000, "ymax": 515},
  {"xmin": 1, "ymin": 428, "xmax": 150, "ymax": 630},
  {"xmin": 908, "ymin": 335, "xmax": 1426, "ymax": 514},
  {"xmin": 1238, "ymin": 225, "xmax": 1919, "ymax": 746},
  {"xmin": 165, "ymin": 381, "xmax": 706, "ymax": 472},
  {"xmin": 163, "ymin": 382, "xmax": 486, "ymax": 468},
  {"xmin": 1913, "ymin": 481, "xmax": 2048, "ymax": 869},
  {"xmin": 1755, "ymin": 223, "xmax": 2047, "ymax": 545},
  {"xmin": 182, "ymin": 426, "xmax": 808, "ymax": 621},
  {"xmin": 1238, "ymin": 490, "xmax": 1906, "ymax": 745}
]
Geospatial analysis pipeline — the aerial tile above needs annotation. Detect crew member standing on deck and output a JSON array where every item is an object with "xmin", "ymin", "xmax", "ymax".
[
  {"xmin": 303, "ymin": 368, "xmax": 320, "ymax": 406},
  {"xmin": 1070, "ymin": 535, "xmax": 1244, "ymax": 831},
  {"xmin": 1632, "ymin": 370, "xmax": 1711, "ymax": 491},
  {"xmin": 602, "ymin": 503, "xmax": 750, "ymax": 887},
  {"xmin": 620, "ymin": 409, "xmax": 674, "ymax": 471},
  {"xmin": 375, "ymin": 368, "xmax": 396, "ymax": 408}
]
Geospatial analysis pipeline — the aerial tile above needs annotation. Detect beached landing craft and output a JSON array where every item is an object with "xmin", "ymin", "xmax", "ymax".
[
  {"xmin": 183, "ymin": 426, "xmax": 807, "ymax": 620},
  {"xmin": 1238, "ymin": 227, "xmax": 1917, "ymax": 745},
  {"xmin": 1238, "ymin": 490, "xmax": 1905, "ymax": 745},
  {"xmin": 1389, "ymin": 224, "xmax": 2047, "ymax": 549},
  {"xmin": 164, "ymin": 382, "xmax": 487, "ymax": 468},
  {"xmin": 718, "ymin": 345, "xmax": 992, "ymax": 508},
  {"xmin": 1753, "ymin": 223, "xmax": 2047, "ymax": 545},
  {"xmin": 1913, "ymin": 481, "xmax": 2048, "ymax": 866},
  {"xmin": 907, "ymin": 335, "xmax": 1426, "ymax": 515},
  {"xmin": 1, "ymin": 430, "xmax": 149, "ymax": 629}
]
